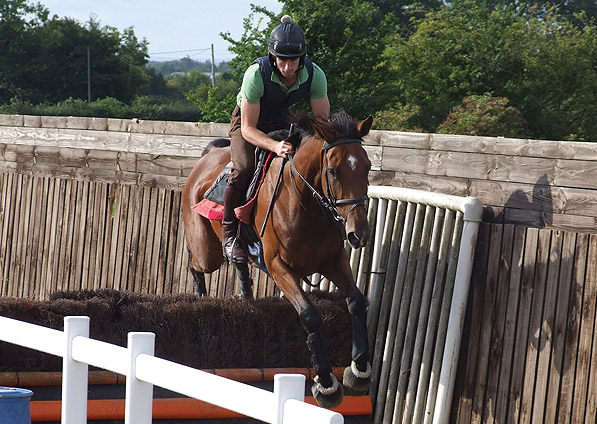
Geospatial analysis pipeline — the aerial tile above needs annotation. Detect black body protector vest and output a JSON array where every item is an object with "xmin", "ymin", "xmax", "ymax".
[{"xmin": 253, "ymin": 56, "xmax": 314, "ymax": 126}]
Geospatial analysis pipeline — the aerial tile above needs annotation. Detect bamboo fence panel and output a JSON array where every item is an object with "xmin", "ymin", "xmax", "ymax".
[{"xmin": 0, "ymin": 172, "xmax": 196, "ymax": 299}]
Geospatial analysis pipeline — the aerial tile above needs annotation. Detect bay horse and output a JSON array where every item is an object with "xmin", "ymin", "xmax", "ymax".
[{"xmin": 182, "ymin": 111, "xmax": 373, "ymax": 408}]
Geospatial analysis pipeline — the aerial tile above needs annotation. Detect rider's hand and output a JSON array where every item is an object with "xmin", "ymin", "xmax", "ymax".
[{"xmin": 274, "ymin": 139, "xmax": 294, "ymax": 159}]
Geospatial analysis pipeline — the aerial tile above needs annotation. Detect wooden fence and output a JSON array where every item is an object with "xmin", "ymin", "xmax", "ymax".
[
  {"xmin": 1, "ymin": 114, "xmax": 596, "ymax": 423},
  {"xmin": 365, "ymin": 131, "xmax": 597, "ymax": 423}
]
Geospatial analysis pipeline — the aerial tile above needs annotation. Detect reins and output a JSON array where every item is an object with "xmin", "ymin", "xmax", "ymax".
[
  {"xmin": 258, "ymin": 131, "xmax": 369, "ymax": 288},
  {"xmin": 288, "ymin": 137, "xmax": 368, "ymax": 230}
]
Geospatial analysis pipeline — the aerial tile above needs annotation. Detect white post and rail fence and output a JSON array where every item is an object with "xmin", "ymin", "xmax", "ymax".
[{"xmin": 0, "ymin": 315, "xmax": 343, "ymax": 424}]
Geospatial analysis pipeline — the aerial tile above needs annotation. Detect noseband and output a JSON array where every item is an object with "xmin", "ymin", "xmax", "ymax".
[{"xmin": 288, "ymin": 138, "xmax": 368, "ymax": 226}]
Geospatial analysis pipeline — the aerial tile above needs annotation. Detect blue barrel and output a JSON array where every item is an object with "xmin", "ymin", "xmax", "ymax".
[{"xmin": 0, "ymin": 387, "xmax": 33, "ymax": 424}]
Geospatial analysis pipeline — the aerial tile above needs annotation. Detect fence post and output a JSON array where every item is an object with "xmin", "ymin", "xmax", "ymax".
[
  {"xmin": 273, "ymin": 374, "xmax": 305, "ymax": 424},
  {"xmin": 125, "ymin": 332, "xmax": 155, "ymax": 424},
  {"xmin": 62, "ymin": 316, "xmax": 90, "ymax": 424},
  {"xmin": 432, "ymin": 198, "xmax": 482, "ymax": 424}
]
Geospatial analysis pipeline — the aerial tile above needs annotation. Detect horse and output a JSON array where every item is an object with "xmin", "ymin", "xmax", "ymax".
[{"xmin": 182, "ymin": 111, "xmax": 373, "ymax": 408}]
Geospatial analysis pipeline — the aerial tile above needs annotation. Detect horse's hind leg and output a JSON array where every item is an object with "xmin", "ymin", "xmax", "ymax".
[
  {"xmin": 234, "ymin": 262, "xmax": 254, "ymax": 299},
  {"xmin": 189, "ymin": 265, "xmax": 207, "ymax": 296}
]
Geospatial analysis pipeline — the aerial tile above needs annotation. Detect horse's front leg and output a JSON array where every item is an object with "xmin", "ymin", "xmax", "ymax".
[
  {"xmin": 268, "ymin": 257, "xmax": 344, "ymax": 408},
  {"xmin": 324, "ymin": 255, "xmax": 372, "ymax": 396}
]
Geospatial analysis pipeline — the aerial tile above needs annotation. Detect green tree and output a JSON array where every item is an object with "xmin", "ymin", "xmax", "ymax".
[
  {"xmin": 221, "ymin": 5, "xmax": 278, "ymax": 79},
  {"xmin": 167, "ymin": 70, "xmax": 211, "ymax": 94},
  {"xmin": 437, "ymin": 95, "xmax": 528, "ymax": 138},
  {"xmin": 283, "ymin": 0, "xmax": 394, "ymax": 117},
  {"xmin": 515, "ymin": 8, "xmax": 597, "ymax": 140},
  {"xmin": 223, "ymin": 2, "xmax": 401, "ymax": 119},
  {"xmin": 186, "ymin": 70, "xmax": 240, "ymax": 123},
  {"xmin": 382, "ymin": 2, "xmax": 526, "ymax": 130},
  {"xmin": 148, "ymin": 57, "xmax": 230, "ymax": 75},
  {"xmin": 0, "ymin": 1, "xmax": 149, "ymax": 104},
  {"xmin": 188, "ymin": 85, "xmax": 237, "ymax": 123},
  {"xmin": 382, "ymin": 1, "xmax": 597, "ymax": 140},
  {"xmin": 0, "ymin": 0, "xmax": 49, "ymax": 102}
]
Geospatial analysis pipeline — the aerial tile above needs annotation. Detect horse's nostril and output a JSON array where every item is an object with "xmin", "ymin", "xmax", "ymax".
[{"xmin": 347, "ymin": 232, "xmax": 360, "ymax": 247}]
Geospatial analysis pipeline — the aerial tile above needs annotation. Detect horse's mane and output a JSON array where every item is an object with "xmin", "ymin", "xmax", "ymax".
[
  {"xmin": 292, "ymin": 110, "xmax": 361, "ymax": 145},
  {"xmin": 325, "ymin": 110, "xmax": 361, "ymax": 138}
]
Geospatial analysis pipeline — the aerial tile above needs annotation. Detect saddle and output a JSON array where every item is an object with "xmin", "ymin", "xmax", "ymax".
[
  {"xmin": 191, "ymin": 147, "xmax": 275, "ymax": 223},
  {"xmin": 192, "ymin": 128, "xmax": 292, "ymax": 222},
  {"xmin": 191, "ymin": 130, "xmax": 292, "ymax": 275}
]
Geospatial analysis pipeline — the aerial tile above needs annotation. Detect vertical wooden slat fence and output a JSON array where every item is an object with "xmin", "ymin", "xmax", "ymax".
[
  {"xmin": 455, "ymin": 225, "xmax": 597, "ymax": 424},
  {"xmin": 0, "ymin": 173, "xmax": 191, "ymax": 298}
]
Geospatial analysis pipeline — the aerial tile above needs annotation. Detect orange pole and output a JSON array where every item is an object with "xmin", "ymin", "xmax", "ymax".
[
  {"xmin": 0, "ymin": 371, "xmax": 121, "ymax": 387},
  {"xmin": 1, "ymin": 367, "xmax": 343, "ymax": 386},
  {"xmin": 30, "ymin": 396, "xmax": 372, "ymax": 421}
]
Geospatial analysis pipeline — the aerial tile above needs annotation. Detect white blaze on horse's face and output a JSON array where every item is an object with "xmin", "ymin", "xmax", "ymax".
[{"xmin": 347, "ymin": 155, "xmax": 358, "ymax": 172}]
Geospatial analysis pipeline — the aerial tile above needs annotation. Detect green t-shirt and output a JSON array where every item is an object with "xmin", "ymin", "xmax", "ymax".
[{"xmin": 236, "ymin": 61, "xmax": 328, "ymax": 106}]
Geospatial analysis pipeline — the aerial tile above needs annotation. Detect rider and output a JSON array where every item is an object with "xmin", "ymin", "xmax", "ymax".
[{"xmin": 222, "ymin": 14, "xmax": 330, "ymax": 264}]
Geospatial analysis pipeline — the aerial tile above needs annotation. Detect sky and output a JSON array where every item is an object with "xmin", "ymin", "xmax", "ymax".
[{"xmin": 40, "ymin": 0, "xmax": 283, "ymax": 63}]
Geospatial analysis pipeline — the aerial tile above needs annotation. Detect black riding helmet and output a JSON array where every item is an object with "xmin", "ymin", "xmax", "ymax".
[{"xmin": 268, "ymin": 15, "xmax": 307, "ymax": 75}]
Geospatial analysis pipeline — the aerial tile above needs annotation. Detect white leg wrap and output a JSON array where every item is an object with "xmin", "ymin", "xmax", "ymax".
[
  {"xmin": 351, "ymin": 360, "xmax": 372, "ymax": 379},
  {"xmin": 314, "ymin": 373, "xmax": 340, "ymax": 395}
]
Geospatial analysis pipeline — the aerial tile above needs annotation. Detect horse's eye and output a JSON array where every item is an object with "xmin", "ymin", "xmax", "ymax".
[{"xmin": 327, "ymin": 168, "xmax": 337, "ymax": 179}]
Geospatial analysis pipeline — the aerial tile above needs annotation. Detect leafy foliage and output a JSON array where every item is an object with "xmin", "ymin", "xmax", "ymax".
[
  {"xmin": 187, "ymin": 85, "xmax": 237, "ymax": 123},
  {"xmin": 382, "ymin": 2, "xmax": 526, "ymax": 130},
  {"xmin": 0, "ymin": 95, "xmax": 202, "ymax": 121},
  {"xmin": 437, "ymin": 95, "xmax": 528, "ymax": 138},
  {"xmin": 167, "ymin": 70, "xmax": 211, "ymax": 94},
  {"xmin": 513, "ymin": 8, "xmax": 597, "ymax": 140},
  {"xmin": 1, "ymin": 0, "xmax": 596, "ymax": 137},
  {"xmin": 0, "ymin": 0, "xmax": 149, "ymax": 104},
  {"xmin": 221, "ymin": 5, "xmax": 278, "ymax": 80},
  {"xmin": 382, "ymin": 1, "xmax": 597, "ymax": 140},
  {"xmin": 148, "ymin": 57, "xmax": 230, "ymax": 75},
  {"xmin": 372, "ymin": 104, "xmax": 425, "ymax": 132}
]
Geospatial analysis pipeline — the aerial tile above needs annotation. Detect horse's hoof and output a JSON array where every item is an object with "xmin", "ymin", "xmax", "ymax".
[
  {"xmin": 311, "ymin": 374, "xmax": 344, "ymax": 408},
  {"xmin": 342, "ymin": 361, "xmax": 372, "ymax": 396}
]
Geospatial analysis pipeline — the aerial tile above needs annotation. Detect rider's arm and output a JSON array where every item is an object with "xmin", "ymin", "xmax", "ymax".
[
  {"xmin": 240, "ymin": 98, "xmax": 293, "ymax": 158},
  {"xmin": 311, "ymin": 96, "xmax": 330, "ymax": 121},
  {"xmin": 310, "ymin": 63, "xmax": 330, "ymax": 120}
]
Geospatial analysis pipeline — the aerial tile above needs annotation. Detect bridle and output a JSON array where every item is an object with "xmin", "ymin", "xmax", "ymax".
[{"xmin": 288, "ymin": 137, "xmax": 368, "ymax": 227}]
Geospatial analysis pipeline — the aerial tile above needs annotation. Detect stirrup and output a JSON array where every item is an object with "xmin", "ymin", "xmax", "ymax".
[{"xmin": 223, "ymin": 237, "xmax": 248, "ymax": 264}]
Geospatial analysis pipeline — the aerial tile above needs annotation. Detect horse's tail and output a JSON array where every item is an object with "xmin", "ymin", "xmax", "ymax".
[{"xmin": 202, "ymin": 138, "xmax": 231, "ymax": 157}]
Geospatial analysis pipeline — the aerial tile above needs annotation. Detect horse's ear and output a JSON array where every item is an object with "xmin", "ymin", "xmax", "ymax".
[
  {"xmin": 356, "ymin": 115, "xmax": 373, "ymax": 137},
  {"xmin": 311, "ymin": 118, "xmax": 336, "ymax": 142}
]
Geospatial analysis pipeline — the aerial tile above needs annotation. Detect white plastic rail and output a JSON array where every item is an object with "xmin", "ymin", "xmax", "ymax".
[{"xmin": 0, "ymin": 315, "xmax": 343, "ymax": 424}]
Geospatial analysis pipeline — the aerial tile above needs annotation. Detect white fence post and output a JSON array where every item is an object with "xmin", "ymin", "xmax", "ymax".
[
  {"xmin": 432, "ymin": 213, "xmax": 482, "ymax": 424},
  {"xmin": 273, "ymin": 374, "xmax": 305, "ymax": 424},
  {"xmin": 125, "ymin": 332, "xmax": 155, "ymax": 424},
  {"xmin": 61, "ymin": 316, "xmax": 89, "ymax": 424}
]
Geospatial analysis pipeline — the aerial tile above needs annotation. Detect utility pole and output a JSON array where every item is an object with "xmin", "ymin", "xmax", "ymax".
[
  {"xmin": 211, "ymin": 44, "xmax": 216, "ymax": 87},
  {"xmin": 87, "ymin": 46, "xmax": 91, "ymax": 103}
]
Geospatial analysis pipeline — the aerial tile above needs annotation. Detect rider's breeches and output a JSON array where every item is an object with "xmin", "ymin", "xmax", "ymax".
[
  {"xmin": 227, "ymin": 106, "xmax": 289, "ymax": 192},
  {"xmin": 228, "ymin": 110, "xmax": 256, "ymax": 193}
]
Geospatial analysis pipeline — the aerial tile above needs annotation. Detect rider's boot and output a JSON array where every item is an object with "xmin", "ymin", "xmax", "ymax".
[{"xmin": 221, "ymin": 184, "xmax": 249, "ymax": 264}]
